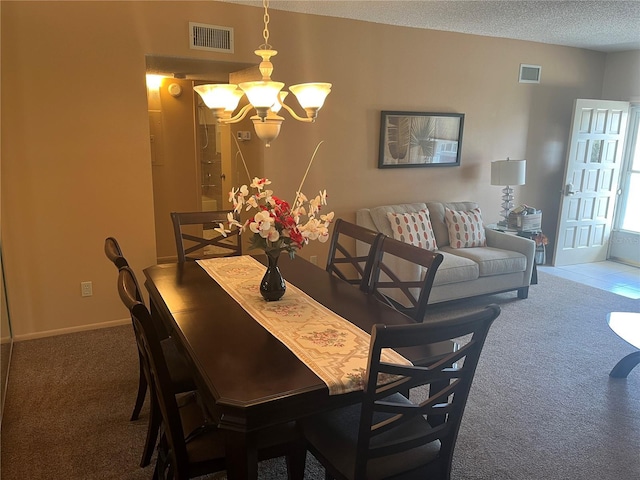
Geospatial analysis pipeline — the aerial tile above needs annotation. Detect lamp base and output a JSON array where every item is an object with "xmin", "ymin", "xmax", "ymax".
[{"xmin": 498, "ymin": 185, "xmax": 515, "ymax": 226}]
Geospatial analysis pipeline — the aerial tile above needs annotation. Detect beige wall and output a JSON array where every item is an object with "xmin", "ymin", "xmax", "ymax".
[
  {"xmin": 602, "ymin": 50, "xmax": 640, "ymax": 102},
  {"xmin": 0, "ymin": 0, "xmax": 629, "ymax": 338}
]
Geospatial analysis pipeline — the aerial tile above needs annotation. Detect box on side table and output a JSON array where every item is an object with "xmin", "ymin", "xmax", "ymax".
[{"xmin": 508, "ymin": 212, "xmax": 542, "ymax": 231}]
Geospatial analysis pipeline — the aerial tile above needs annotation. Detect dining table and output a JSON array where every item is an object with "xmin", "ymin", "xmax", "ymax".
[{"xmin": 143, "ymin": 254, "xmax": 454, "ymax": 479}]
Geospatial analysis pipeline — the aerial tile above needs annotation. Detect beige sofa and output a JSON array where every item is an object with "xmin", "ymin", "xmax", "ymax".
[{"xmin": 356, "ymin": 201, "xmax": 536, "ymax": 304}]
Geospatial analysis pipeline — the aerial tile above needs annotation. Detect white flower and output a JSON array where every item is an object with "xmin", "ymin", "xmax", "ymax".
[
  {"xmin": 214, "ymin": 223, "xmax": 230, "ymax": 237},
  {"xmin": 319, "ymin": 189, "xmax": 328, "ymax": 205},
  {"xmin": 251, "ymin": 177, "xmax": 271, "ymax": 191},
  {"xmin": 246, "ymin": 196, "xmax": 259, "ymax": 210},
  {"xmin": 300, "ymin": 215, "xmax": 332, "ymax": 243},
  {"xmin": 294, "ymin": 192, "xmax": 307, "ymax": 209},
  {"xmin": 227, "ymin": 212, "xmax": 244, "ymax": 230},
  {"xmin": 321, "ymin": 211, "xmax": 334, "ymax": 223},
  {"xmin": 250, "ymin": 210, "xmax": 276, "ymax": 239},
  {"xmin": 267, "ymin": 228, "xmax": 280, "ymax": 242}
]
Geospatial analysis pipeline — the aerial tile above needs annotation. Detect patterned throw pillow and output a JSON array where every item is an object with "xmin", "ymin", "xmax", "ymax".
[
  {"xmin": 444, "ymin": 207, "xmax": 486, "ymax": 248},
  {"xmin": 386, "ymin": 210, "xmax": 438, "ymax": 251}
]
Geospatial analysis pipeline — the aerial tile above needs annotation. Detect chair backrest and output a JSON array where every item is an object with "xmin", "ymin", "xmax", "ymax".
[
  {"xmin": 171, "ymin": 210, "xmax": 241, "ymax": 263},
  {"xmin": 117, "ymin": 266, "xmax": 191, "ymax": 477},
  {"xmin": 104, "ymin": 237, "xmax": 144, "ymax": 303},
  {"xmin": 368, "ymin": 236, "xmax": 444, "ymax": 322},
  {"xmin": 325, "ymin": 218, "xmax": 384, "ymax": 292},
  {"xmin": 355, "ymin": 304, "xmax": 500, "ymax": 479},
  {"xmin": 104, "ymin": 236, "xmax": 129, "ymax": 270}
]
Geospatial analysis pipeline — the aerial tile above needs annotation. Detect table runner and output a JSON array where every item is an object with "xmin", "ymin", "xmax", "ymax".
[{"xmin": 197, "ymin": 256, "xmax": 411, "ymax": 395}]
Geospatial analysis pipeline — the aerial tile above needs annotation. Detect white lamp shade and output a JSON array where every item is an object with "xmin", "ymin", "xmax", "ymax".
[
  {"xmin": 271, "ymin": 92, "xmax": 288, "ymax": 113},
  {"xmin": 194, "ymin": 84, "xmax": 243, "ymax": 112},
  {"xmin": 491, "ymin": 159, "xmax": 526, "ymax": 186},
  {"xmin": 238, "ymin": 80, "xmax": 284, "ymax": 109},
  {"xmin": 289, "ymin": 83, "xmax": 332, "ymax": 110}
]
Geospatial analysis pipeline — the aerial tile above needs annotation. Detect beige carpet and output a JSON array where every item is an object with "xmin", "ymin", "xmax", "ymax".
[{"xmin": 1, "ymin": 271, "xmax": 638, "ymax": 479}]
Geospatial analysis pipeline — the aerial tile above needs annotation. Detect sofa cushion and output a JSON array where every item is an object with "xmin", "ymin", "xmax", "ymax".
[
  {"xmin": 368, "ymin": 203, "xmax": 428, "ymax": 238},
  {"xmin": 431, "ymin": 251, "xmax": 479, "ymax": 286},
  {"xmin": 440, "ymin": 246, "xmax": 526, "ymax": 277},
  {"xmin": 425, "ymin": 201, "xmax": 479, "ymax": 247},
  {"xmin": 444, "ymin": 207, "xmax": 486, "ymax": 248},
  {"xmin": 387, "ymin": 210, "xmax": 438, "ymax": 251}
]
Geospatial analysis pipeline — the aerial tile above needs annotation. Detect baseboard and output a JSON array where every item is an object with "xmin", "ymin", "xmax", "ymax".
[
  {"xmin": 13, "ymin": 318, "xmax": 130, "ymax": 342},
  {"xmin": 609, "ymin": 256, "xmax": 640, "ymax": 268}
]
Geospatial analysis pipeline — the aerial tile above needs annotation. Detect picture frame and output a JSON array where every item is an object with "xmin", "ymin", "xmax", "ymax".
[{"xmin": 378, "ymin": 111, "xmax": 465, "ymax": 168}]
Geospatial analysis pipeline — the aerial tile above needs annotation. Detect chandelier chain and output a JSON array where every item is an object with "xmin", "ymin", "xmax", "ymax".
[{"xmin": 261, "ymin": 0, "xmax": 271, "ymax": 49}]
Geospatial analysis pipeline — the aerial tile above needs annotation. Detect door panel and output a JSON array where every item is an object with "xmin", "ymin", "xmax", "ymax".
[{"xmin": 553, "ymin": 99, "xmax": 629, "ymax": 266}]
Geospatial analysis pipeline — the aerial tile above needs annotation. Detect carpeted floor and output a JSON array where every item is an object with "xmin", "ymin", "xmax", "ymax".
[{"xmin": 1, "ymin": 271, "xmax": 638, "ymax": 479}]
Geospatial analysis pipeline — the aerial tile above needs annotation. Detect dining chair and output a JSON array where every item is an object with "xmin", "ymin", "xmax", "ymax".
[
  {"xmin": 105, "ymin": 238, "xmax": 196, "ymax": 468},
  {"xmin": 368, "ymin": 236, "xmax": 444, "ymax": 323},
  {"xmin": 325, "ymin": 218, "xmax": 384, "ymax": 291},
  {"xmin": 301, "ymin": 304, "xmax": 500, "ymax": 480},
  {"xmin": 104, "ymin": 236, "xmax": 130, "ymax": 270},
  {"xmin": 170, "ymin": 210, "xmax": 241, "ymax": 262},
  {"xmin": 116, "ymin": 266, "xmax": 307, "ymax": 480}
]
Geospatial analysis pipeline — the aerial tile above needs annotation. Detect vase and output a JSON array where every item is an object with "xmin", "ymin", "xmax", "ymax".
[{"xmin": 260, "ymin": 250, "xmax": 286, "ymax": 301}]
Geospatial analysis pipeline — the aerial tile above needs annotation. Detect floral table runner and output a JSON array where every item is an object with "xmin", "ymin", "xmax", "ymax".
[{"xmin": 197, "ymin": 256, "xmax": 411, "ymax": 395}]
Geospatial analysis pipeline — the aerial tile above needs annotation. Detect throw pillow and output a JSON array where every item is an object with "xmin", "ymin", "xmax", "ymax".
[
  {"xmin": 444, "ymin": 207, "xmax": 486, "ymax": 248},
  {"xmin": 387, "ymin": 210, "xmax": 438, "ymax": 251}
]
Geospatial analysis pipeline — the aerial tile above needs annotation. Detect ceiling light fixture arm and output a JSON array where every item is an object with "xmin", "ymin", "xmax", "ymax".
[
  {"xmin": 276, "ymin": 96, "xmax": 315, "ymax": 123},
  {"xmin": 219, "ymin": 103, "xmax": 255, "ymax": 124}
]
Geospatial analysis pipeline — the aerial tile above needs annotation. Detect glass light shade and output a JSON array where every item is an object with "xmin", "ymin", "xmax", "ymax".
[
  {"xmin": 238, "ymin": 81, "xmax": 284, "ymax": 109},
  {"xmin": 194, "ymin": 84, "xmax": 243, "ymax": 111},
  {"xmin": 289, "ymin": 83, "xmax": 332, "ymax": 110},
  {"xmin": 491, "ymin": 159, "xmax": 526, "ymax": 186},
  {"xmin": 271, "ymin": 92, "xmax": 288, "ymax": 114}
]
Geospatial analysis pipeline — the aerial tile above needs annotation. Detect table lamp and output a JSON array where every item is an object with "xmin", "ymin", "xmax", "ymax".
[{"xmin": 491, "ymin": 158, "xmax": 526, "ymax": 226}]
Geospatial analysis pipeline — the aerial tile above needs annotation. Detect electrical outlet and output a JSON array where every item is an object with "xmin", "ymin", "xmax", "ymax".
[
  {"xmin": 81, "ymin": 281, "xmax": 93, "ymax": 297},
  {"xmin": 309, "ymin": 255, "xmax": 318, "ymax": 265}
]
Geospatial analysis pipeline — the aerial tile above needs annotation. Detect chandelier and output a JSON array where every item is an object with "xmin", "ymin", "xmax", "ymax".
[{"xmin": 194, "ymin": 0, "xmax": 331, "ymax": 147}]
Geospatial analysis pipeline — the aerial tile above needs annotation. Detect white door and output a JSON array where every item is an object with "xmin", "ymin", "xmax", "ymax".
[{"xmin": 553, "ymin": 99, "xmax": 629, "ymax": 266}]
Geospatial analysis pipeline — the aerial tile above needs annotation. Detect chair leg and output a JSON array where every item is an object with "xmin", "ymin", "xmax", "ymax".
[
  {"xmin": 517, "ymin": 286, "xmax": 529, "ymax": 299},
  {"xmin": 154, "ymin": 435, "xmax": 170, "ymax": 479},
  {"xmin": 131, "ymin": 354, "xmax": 148, "ymax": 421},
  {"xmin": 140, "ymin": 392, "xmax": 162, "ymax": 467}
]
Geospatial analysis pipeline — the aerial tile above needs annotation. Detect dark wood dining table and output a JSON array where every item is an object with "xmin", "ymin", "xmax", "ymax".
[{"xmin": 143, "ymin": 255, "xmax": 453, "ymax": 479}]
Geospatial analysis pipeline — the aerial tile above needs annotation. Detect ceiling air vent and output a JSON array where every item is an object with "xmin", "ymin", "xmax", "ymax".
[{"xmin": 189, "ymin": 22, "xmax": 234, "ymax": 53}]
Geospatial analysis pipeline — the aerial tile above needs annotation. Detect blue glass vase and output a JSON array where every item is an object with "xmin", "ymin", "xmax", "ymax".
[{"xmin": 260, "ymin": 250, "xmax": 286, "ymax": 301}]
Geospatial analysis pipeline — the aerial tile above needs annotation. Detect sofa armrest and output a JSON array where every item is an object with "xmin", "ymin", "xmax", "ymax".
[
  {"xmin": 485, "ymin": 228, "xmax": 534, "ymax": 254},
  {"xmin": 485, "ymin": 228, "xmax": 536, "ymax": 283}
]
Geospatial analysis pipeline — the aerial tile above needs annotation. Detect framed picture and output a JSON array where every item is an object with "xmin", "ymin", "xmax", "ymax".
[{"xmin": 378, "ymin": 111, "xmax": 465, "ymax": 168}]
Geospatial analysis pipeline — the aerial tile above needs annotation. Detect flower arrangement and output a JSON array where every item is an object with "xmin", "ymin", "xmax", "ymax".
[
  {"xmin": 532, "ymin": 232, "xmax": 548, "ymax": 247},
  {"xmin": 218, "ymin": 142, "xmax": 334, "ymax": 258}
]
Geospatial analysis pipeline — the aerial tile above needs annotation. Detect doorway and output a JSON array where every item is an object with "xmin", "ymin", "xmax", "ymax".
[
  {"xmin": 553, "ymin": 99, "xmax": 630, "ymax": 266},
  {"xmin": 610, "ymin": 105, "xmax": 640, "ymax": 265},
  {"xmin": 144, "ymin": 56, "xmax": 258, "ymax": 262}
]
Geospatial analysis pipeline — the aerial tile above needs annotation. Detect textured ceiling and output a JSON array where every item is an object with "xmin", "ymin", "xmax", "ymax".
[{"xmin": 224, "ymin": 0, "xmax": 640, "ymax": 53}]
